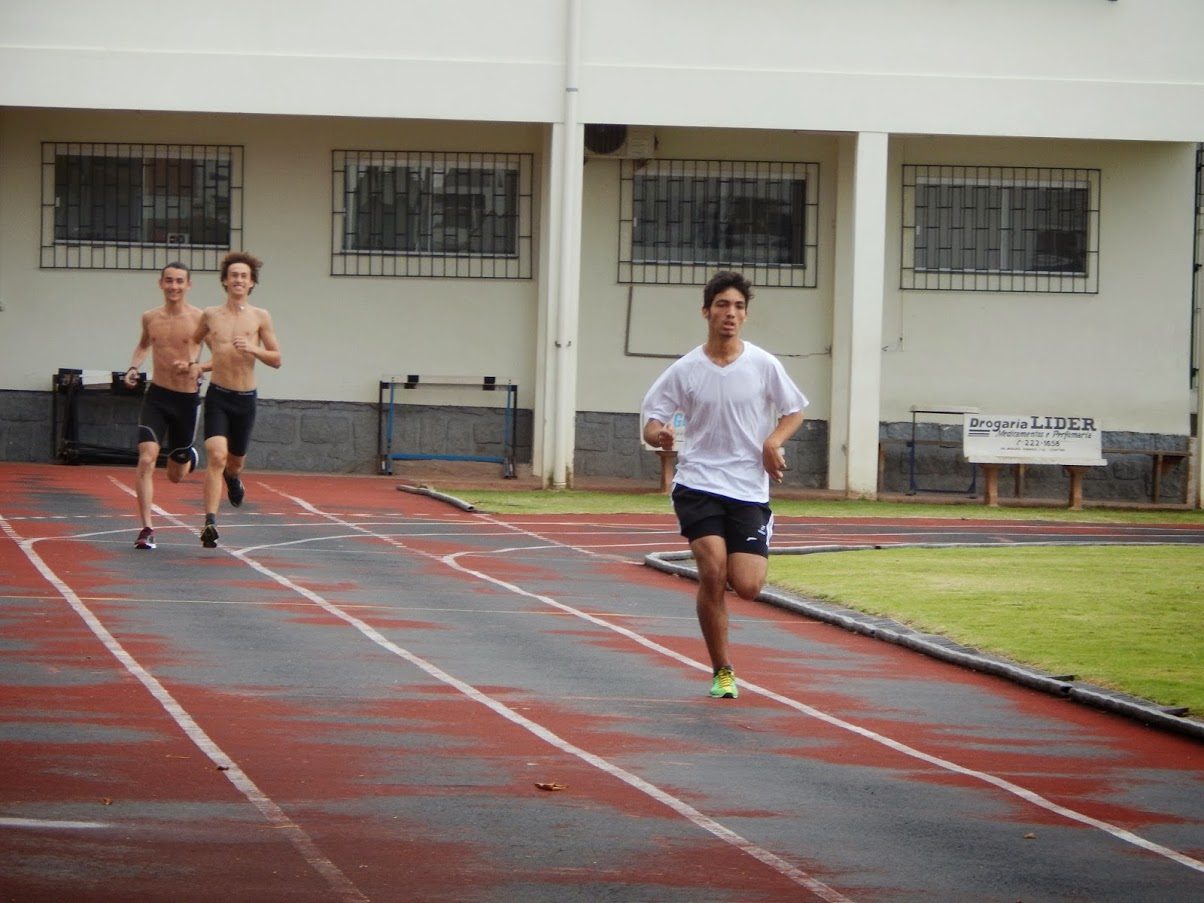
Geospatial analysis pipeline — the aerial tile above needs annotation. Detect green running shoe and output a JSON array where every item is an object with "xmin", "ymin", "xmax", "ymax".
[{"xmin": 709, "ymin": 666, "xmax": 738, "ymax": 699}]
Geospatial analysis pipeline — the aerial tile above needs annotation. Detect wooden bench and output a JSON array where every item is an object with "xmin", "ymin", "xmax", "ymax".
[
  {"xmin": 881, "ymin": 419, "xmax": 1193, "ymax": 506},
  {"xmin": 961, "ymin": 412, "xmax": 1110, "ymax": 509},
  {"xmin": 983, "ymin": 449, "xmax": 1190, "ymax": 506},
  {"xmin": 976, "ymin": 461, "xmax": 1100, "ymax": 510}
]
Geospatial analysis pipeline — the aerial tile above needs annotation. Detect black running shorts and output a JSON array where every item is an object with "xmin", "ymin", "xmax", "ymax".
[
  {"xmin": 137, "ymin": 384, "xmax": 201, "ymax": 457},
  {"xmin": 203, "ymin": 383, "xmax": 258, "ymax": 457},
  {"xmin": 671, "ymin": 485, "xmax": 774, "ymax": 558}
]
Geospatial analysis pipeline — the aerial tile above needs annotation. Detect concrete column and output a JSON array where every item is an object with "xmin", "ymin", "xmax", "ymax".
[
  {"xmin": 539, "ymin": 0, "xmax": 584, "ymax": 489},
  {"xmin": 827, "ymin": 137, "xmax": 855, "ymax": 492},
  {"xmin": 549, "ymin": 119, "xmax": 583, "ymax": 488},
  {"xmin": 531, "ymin": 126, "xmax": 557, "ymax": 480},
  {"xmin": 844, "ymin": 132, "xmax": 889, "ymax": 498}
]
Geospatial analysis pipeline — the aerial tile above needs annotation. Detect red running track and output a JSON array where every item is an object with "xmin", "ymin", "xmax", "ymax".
[{"xmin": 1, "ymin": 464, "xmax": 1201, "ymax": 902}]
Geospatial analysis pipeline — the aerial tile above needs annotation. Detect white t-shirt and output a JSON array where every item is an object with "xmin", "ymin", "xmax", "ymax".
[{"xmin": 642, "ymin": 341, "xmax": 808, "ymax": 504}]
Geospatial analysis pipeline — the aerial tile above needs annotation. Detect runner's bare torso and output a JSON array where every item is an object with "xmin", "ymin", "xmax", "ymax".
[
  {"xmin": 199, "ymin": 303, "xmax": 280, "ymax": 391},
  {"xmin": 139, "ymin": 305, "xmax": 204, "ymax": 394}
]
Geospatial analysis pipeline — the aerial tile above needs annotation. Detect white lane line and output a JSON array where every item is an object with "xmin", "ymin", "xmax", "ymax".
[
  {"xmin": 435, "ymin": 512, "xmax": 1204, "ymax": 876},
  {"xmin": 0, "ymin": 513, "xmax": 368, "ymax": 903},
  {"xmin": 108, "ymin": 480, "xmax": 1204, "ymax": 881},
  {"xmin": 259, "ymin": 488, "xmax": 852, "ymax": 901},
  {"xmin": 0, "ymin": 817, "xmax": 110, "ymax": 830},
  {"xmin": 233, "ymin": 489, "xmax": 1204, "ymax": 879}
]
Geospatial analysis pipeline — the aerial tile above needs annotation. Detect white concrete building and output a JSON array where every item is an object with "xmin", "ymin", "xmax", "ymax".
[{"xmin": 2, "ymin": 0, "xmax": 1202, "ymax": 504}]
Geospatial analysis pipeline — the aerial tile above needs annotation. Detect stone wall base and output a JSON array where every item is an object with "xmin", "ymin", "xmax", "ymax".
[{"xmin": 0, "ymin": 391, "xmax": 1192, "ymax": 503}]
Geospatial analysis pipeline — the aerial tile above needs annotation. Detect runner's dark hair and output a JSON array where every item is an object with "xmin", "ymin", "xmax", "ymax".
[
  {"xmin": 703, "ymin": 270, "xmax": 753, "ymax": 309},
  {"xmin": 220, "ymin": 251, "xmax": 264, "ymax": 291}
]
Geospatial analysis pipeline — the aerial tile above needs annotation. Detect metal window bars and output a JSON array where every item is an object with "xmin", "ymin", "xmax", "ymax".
[
  {"xmin": 901, "ymin": 164, "xmax": 1100, "ymax": 293},
  {"xmin": 40, "ymin": 142, "xmax": 243, "ymax": 271},
  {"xmin": 618, "ymin": 158, "xmax": 819, "ymax": 287},
  {"xmin": 331, "ymin": 150, "xmax": 533, "ymax": 278}
]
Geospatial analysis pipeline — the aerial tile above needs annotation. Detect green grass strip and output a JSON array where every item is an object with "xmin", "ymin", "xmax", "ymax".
[{"xmin": 768, "ymin": 546, "xmax": 1204, "ymax": 715}]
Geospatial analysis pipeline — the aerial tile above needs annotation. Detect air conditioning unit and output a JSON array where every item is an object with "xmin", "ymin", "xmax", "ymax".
[{"xmin": 584, "ymin": 124, "xmax": 656, "ymax": 159}]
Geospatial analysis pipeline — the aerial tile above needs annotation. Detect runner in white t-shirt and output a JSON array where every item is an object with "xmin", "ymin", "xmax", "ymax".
[{"xmin": 642, "ymin": 271, "xmax": 808, "ymax": 700}]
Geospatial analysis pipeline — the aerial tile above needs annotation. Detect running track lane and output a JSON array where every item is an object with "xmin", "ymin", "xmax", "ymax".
[{"xmin": 0, "ymin": 464, "xmax": 1201, "ymax": 902}]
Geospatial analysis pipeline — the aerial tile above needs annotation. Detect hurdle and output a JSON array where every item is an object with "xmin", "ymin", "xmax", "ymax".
[{"xmin": 378, "ymin": 375, "xmax": 517, "ymax": 478}]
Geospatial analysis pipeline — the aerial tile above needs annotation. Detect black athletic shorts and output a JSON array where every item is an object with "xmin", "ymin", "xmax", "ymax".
[
  {"xmin": 137, "ymin": 384, "xmax": 201, "ymax": 456},
  {"xmin": 203, "ymin": 383, "xmax": 258, "ymax": 457},
  {"xmin": 671, "ymin": 485, "xmax": 774, "ymax": 558}
]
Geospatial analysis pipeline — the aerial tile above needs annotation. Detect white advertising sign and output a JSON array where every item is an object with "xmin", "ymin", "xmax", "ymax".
[{"xmin": 963, "ymin": 414, "xmax": 1104, "ymax": 466}]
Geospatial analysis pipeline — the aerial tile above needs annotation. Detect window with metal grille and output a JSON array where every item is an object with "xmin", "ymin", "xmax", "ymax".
[
  {"xmin": 332, "ymin": 150, "xmax": 533, "ymax": 278},
  {"xmin": 619, "ymin": 159, "xmax": 818, "ymax": 287},
  {"xmin": 41, "ymin": 142, "xmax": 243, "ymax": 271},
  {"xmin": 901, "ymin": 164, "xmax": 1100, "ymax": 293}
]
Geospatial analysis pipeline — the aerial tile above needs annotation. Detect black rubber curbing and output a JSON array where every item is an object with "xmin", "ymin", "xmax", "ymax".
[
  {"xmin": 397, "ymin": 483, "xmax": 477, "ymax": 511},
  {"xmin": 645, "ymin": 545, "xmax": 1204, "ymax": 743}
]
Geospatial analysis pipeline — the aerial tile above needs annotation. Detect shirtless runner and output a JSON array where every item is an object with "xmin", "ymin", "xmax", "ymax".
[
  {"xmin": 192, "ymin": 251, "xmax": 282, "ymax": 548},
  {"xmin": 124, "ymin": 262, "xmax": 208, "ymax": 550}
]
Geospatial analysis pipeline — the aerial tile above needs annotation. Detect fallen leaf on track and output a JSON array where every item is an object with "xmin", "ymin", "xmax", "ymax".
[{"xmin": 535, "ymin": 782, "xmax": 567, "ymax": 792}]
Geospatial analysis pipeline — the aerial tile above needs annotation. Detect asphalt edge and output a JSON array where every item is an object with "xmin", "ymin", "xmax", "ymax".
[{"xmin": 645, "ymin": 546, "xmax": 1204, "ymax": 743}]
